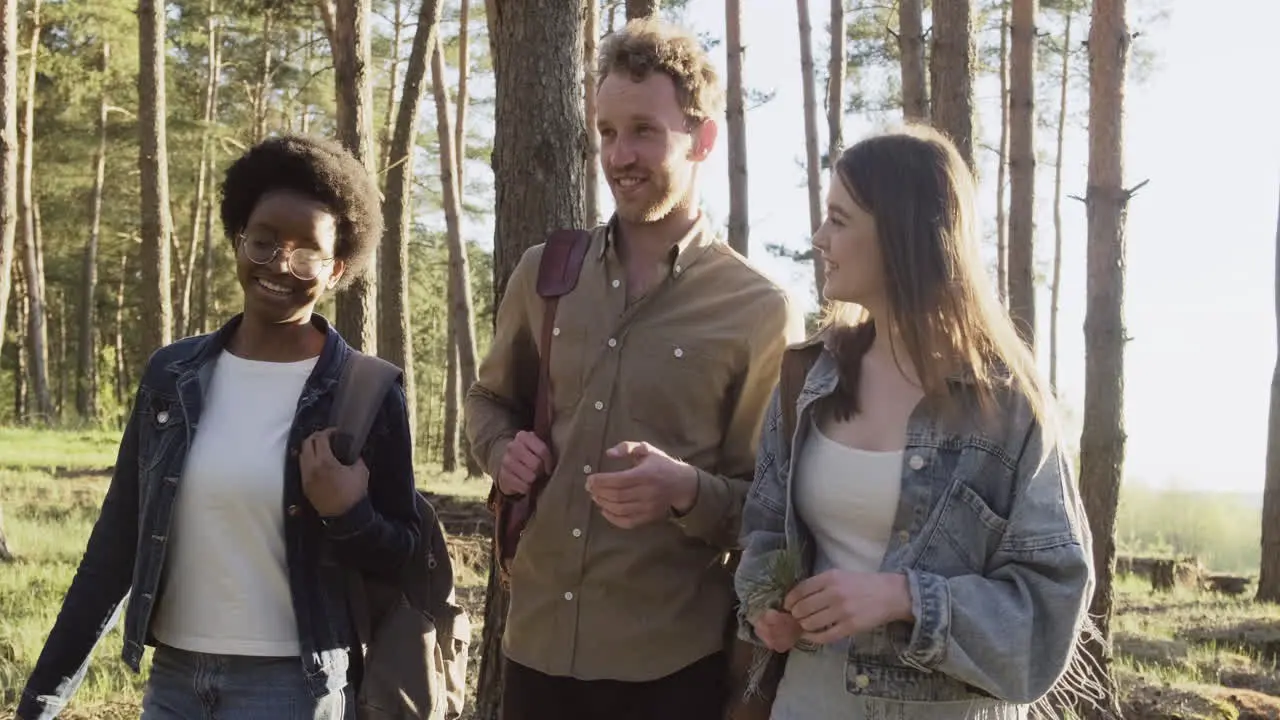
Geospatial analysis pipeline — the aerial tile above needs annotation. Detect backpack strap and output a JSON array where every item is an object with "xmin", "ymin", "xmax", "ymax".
[
  {"xmin": 491, "ymin": 228, "xmax": 592, "ymax": 579},
  {"xmin": 778, "ymin": 339, "xmax": 825, "ymax": 448},
  {"xmin": 329, "ymin": 350, "xmax": 403, "ymax": 466}
]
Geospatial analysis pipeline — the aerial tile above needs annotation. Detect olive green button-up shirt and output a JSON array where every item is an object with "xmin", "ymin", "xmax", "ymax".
[{"xmin": 464, "ymin": 216, "xmax": 805, "ymax": 682}]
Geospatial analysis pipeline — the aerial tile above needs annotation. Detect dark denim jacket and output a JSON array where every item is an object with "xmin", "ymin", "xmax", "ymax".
[
  {"xmin": 735, "ymin": 342, "xmax": 1095, "ymax": 711},
  {"xmin": 18, "ymin": 314, "xmax": 421, "ymax": 720}
]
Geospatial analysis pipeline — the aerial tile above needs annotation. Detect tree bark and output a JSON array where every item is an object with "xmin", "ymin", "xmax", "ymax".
[
  {"xmin": 995, "ymin": 1, "xmax": 1009, "ymax": 307},
  {"xmin": 0, "ymin": 0, "xmax": 17, "ymax": 360},
  {"xmin": 180, "ymin": 4, "xmax": 218, "ymax": 339},
  {"xmin": 898, "ymin": 0, "xmax": 927, "ymax": 121},
  {"xmin": 442, "ymin": 306, "xmax": 459, "ymax": 473},
  {"xmin": 455, "ymin": 0, "xmax": 480, "ymax": 479},
  {"xmin": 1050, "ymin": 6, "xmax": 1072, "ymax": 391},
  {"xmin": 139, "ymin": 0, "xmax": 174, "ymax": 358},
  {"xmin": 929, "ymin": 0, "xmax": 975, "ymax": 172},
  {"xmin": 332, "ymin": 0, "xmax": 377, "ymax": 353},
  {"xmin": 381, "ymin": 0, "xmax": 442, "ymax": 456},
  {"xmin": 1079, "ymin": 0, "xmax": 1131, "ymax": 715},
  {"xmin": 1258, "ymin": 182, "xmax": 1280, "ymax": 604},
  {"xmin": 378, "ymin": 0, "xmax": 402, "ymax": 178},
  {"xmin": 78, "ymin": 40, "xmax": 109, "ymax": 420},
  {"xmin": 19, "ymin": 0, "xmax": 50, "ymax": 421},
  {"xmin": 1007, "ymin": 0, "xmax": 1037, "ymax": 350},
  {"xmin": 456, "ymin": 0, "xmax": 471, "ymax": 189},
  {"xmin": 253, "ymin": 7, "xmax": 273, "ymax": 144},
  {"xmin": 796, "ymin": 0, "xmax": 820, "ymax": 245},
  {"xmin": 625, "ymin": 0, "xmax": 659, "ymax": 20},
  {"xmin": 114, "ymin": 252, "xmax": 127, "ymax": 410},
  {"xmin": 820, "ymin": 0, "xmax": 845, "ymax": 303},
  {"xmin": 583, "ymin": 0, "xmax": 600, "ymax": 225},
  {"xmin": 724, "ymin": 0, "xmax": 747, "ymax": 256},
  {"xmin": 477, "ymin": 1, "xmax": 588, "ymax": 714}
]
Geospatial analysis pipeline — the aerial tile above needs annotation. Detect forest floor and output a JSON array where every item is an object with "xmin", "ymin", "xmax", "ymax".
[{"xmin": 1, "ymin": 428, "xmax": 1277, "ymax": 719}]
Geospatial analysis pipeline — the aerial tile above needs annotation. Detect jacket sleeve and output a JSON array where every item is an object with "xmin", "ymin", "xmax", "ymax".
[
  {"xmin": 731, "ymin": 386, "xmax": 793, "ymax": 646},
  {"xmin": 671, "ymin": 288, "xmax": 805, "ymax": 549},
  {"xmin": 323, "ymin": 379, "xmax": 422, "ymax": 579},
  {"xmin": 896, "ymin": 421, "xmax": 1096, "ymax": 704},
  {"xmin": 463, "ymin": 245, "xmax": 542, "ymax": 480},
  {"xmin": 19, "ymin": 387, "xmax": 145, "ymax": 720}
]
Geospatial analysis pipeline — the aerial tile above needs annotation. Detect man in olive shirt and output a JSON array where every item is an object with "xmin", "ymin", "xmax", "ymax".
[{"xmin": 464, "ymin": 18, "xmax": 804, "ymax": 720}]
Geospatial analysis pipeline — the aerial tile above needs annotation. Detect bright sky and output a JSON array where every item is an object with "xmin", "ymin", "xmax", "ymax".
[{"xmin": 462, "ymin": 0, "xmax": 1280, "ymax": 496}]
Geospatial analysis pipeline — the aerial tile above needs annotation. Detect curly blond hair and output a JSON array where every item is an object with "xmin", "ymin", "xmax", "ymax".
[{"xmin": 597, "ymin": 18, "xmax": 725, "ymax": 127}]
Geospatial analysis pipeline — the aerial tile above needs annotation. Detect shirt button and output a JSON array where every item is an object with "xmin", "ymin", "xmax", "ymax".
[
  {"xmin": 673, "ymin": 348, "xmax": 684, "ymax": 358},
  {"xmin": 287, "ymin": 505, "xmax": 301, "ymax": 517},
  {"xmin": 611, "ymin": 279, "xmax": 621, "ymax": 288},
  {"xmin": 564, "ymin": 591, "xmax": 574, "ymax": 601},
  {"xmin": 607, "ymin": 338, "xmax": 617, "ymax": 348},
  {"xmin": 553, "ymin": 327, "xmax": 561, "ymax": 336},
  {"xmin": 674, "ymin": 264, "xmax": 683, "ymax": 274},
  {"xmin": 583, "ymin": 464, "xmax": 593, "ymax": 474},
  {"xmin": 898, "ymin": 530, "xmax": 910, "ymax": 543},
  {"xmin": 855, "ymin": 674, "xmax": 870, "ymax": 689},
  {"xmin": 572, "ymin": 528, "xmax": 582, "ymax": 538},
  {"xmin": 908, "ymin": 455, "xmax": 925, "ymax": 471},
  {"xmin": 594, "ymin": 401, "xmax": 604, "ymax": 411}
]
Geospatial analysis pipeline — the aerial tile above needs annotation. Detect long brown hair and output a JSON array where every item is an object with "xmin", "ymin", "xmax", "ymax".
[{"xmin": 822, "ymin": 124, "xmax": 1052, "ymax": 428}]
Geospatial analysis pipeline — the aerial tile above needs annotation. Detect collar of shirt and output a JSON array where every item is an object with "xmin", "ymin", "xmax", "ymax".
[{"xmin": 599, "ymin": 212, "xmax": 718, "ymax": 280}]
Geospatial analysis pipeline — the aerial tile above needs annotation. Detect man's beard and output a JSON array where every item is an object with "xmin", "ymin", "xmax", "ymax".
[{"xmin": 612, "ymin": 168, "xmax": 691, "ymax": 224}]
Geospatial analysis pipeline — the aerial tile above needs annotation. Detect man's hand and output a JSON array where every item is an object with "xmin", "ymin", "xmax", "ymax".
[
  {"xmin": 750, "ymin": 609, "xmax": 803, "ymax": 653},
  {"xmin": 782, "ymin": 569, "xmax": 914, "ymax": 645},
  {"xmin": 300, "ymin": 428, "xmax": 370, "ymax": 518},
  {"xmin": 584, "ymin": 441, "xmax": 698, "ymax": 529},
  {"xmin": 497, "ymin": 430, "xmax": 555, "ymax": 496}
]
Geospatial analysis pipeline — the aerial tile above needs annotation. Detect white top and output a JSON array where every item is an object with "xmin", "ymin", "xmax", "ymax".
[
  {"xmin": 793, "ymin": 419, "xmax": 903, "ymax": 575},
  {"xmin": 151, "ymin": 350, "xmax": 317, "ymax": 657}
]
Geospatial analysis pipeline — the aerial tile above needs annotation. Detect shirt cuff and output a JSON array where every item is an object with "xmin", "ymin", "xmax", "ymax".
[
  {"xmin": 321, "ymin": 495, "xmax": 376, "ymax": 540},
  {"xmin": 898, "ymin": 568, "xmax": 951, "ymax": 671},
  {"xmin": 669, "ymin": 467, "xmax": 731, "ymax": 542}
]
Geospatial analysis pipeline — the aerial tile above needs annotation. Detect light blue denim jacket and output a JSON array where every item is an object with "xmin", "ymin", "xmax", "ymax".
[{"xmin": 734, "ymin": 340, "xmax": 1095, "ymax": 708}]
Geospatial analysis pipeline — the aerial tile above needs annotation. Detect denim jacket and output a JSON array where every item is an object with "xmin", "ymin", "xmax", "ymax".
[
  {"xmin": 18, "ymin": 314, "xmax": 421, "ymax": 720},
  {"xmin": 734, "ymin": 340, "xmax": 1095, "ymax": 708}
]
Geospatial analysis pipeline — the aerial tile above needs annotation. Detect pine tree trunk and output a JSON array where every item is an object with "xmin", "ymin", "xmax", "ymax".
[
  {"xmin": 139, "ymin": 0, "xmax": 174, "ymax": 358},
  {"xmin": 625, "ymin": 0, "xmax": 659, "ymax": 20},
  {"xmin": 114, "ymin": 252, "xmax": 127, "ymax": 411},
  {"xmin": 454, "ymin": 0, "xmax": 480, "ymax": 479},
  {"xmin": 898, "ymin": 0, "xmax": 927, "ymax": 121},
  {"xmin": 724, "ymin": 0, "xmax": 748, "ymax": 256},
  {"xmin": 442, "ymin": 307, "xmax": 459, "ymax": 473},
  {"xmin": 796, "ymin": 0, "xmax": 821, "ymax": 246},
  {"xmin": 378, "ymin": 0, "xmax": 402, "ymax": 178},
  {"xmin": 929, "ymin": 0, "xmax": 975, "ymax": 171},
  {"xmin": 0, "ymin": 0, "xmax": 17, "ymax": 360},
  {"xmin": 1079, "ymin": 0, "xmax": 1131, "ymax": 714},
  {"xmin": 197, "ymin": 11, "xmax": 220, "ymax": 337},
  {"xmin": 381, "ymin": 0, "xmax": 442, "ymax": 455},
  {"xmin": 1260, "ymin": 180, "xmax": 1280, "ymax": 603},
  {"xmin": 456, "ymin": 0, "xmax": 471, "ymax": 189},
  {"xmin": 19, "ymin": 0, "xmax": 50, "ymax": 421},
  {"xmin": 1050, "ymin": 6, "xmax": 1072, "ymax": 391},
  {"xmin": 583, "ymin": 0, "xmax": 600, "ymax": 226},
  {"xmin": 180, "ymin": 7, "xmax": 218, "ymax": 339},
  {"xmin": 13, "ymin": 252, "xmax": 26, "ymax": 420},
  {"xmin": 477, "ymin": 1, "xmax": 588, "ymax": 715},
  {"xmin": 995, "ymin": 1, "xmax": 1009, "ymax": 307},
  {"xmin": 433, "ymin": 38, "xmax": 481, "ymax": 477},
  {"xmin": 332, "ymin": 0, "xmax": 377, "ymax": 353},
  {"xmin": 253, "ymin": 7, "xmax": 272, "ymax": 144},
  {"xmin": 1007, "ymin": 0, "xmax": 1037, "ymax": 349},
  {"xmin": 77, "ymin": 41, "xmax": 109, "ymax": 421},
  {"xmin": 820, "ymin": 0, "xmax": 844, "ymax": 303}
]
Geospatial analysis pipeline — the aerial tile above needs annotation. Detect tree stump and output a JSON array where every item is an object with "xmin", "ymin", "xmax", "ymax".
[
  {"xmin": 1151, "ymin": 559, "xmax": 1176, "ymax": 592},
  {"xmin": 1204, "ymin": 574, "xmax": 1252, "ymax": 596}
]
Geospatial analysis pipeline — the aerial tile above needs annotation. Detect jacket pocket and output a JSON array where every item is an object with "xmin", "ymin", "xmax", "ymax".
[{"xmin": 917, "ymin": 480, "xmax": 1009, "ymax": 575}]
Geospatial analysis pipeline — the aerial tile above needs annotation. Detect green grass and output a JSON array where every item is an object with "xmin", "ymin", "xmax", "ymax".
[{"xmin": 0, "ymin": 428, "xmax": 121, "ymax": 473}]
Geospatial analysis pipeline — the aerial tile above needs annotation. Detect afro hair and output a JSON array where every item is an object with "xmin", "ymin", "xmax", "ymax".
[{"xmin": 220, "ymin": 133, "xmax": 382, "ymax": 291}]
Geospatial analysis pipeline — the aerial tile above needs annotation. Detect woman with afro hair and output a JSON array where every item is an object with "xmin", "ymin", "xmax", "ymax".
[{"xmin": 18, "ymin": 134, "xmax": 419, "ymax": 720}]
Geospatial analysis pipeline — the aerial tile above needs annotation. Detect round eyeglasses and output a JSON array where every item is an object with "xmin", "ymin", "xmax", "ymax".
[{"xmin": 238, "ymin": 232, "xmax": 334, "ymax": 281}]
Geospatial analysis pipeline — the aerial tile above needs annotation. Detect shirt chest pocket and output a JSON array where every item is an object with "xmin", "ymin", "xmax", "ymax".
[
  {"xmin": 916, "ymin": 479, "xmax": 1009, "ymax": 576},
  {"xmin": 620, "ymin": 340, "xmax": 730, "ymax": 452},
  {"xmin": 138, "ymin": 398, "xmax": 186, "ymax": 477}
]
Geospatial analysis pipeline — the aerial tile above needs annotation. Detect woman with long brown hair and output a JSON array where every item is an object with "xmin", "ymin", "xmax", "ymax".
[{"xmin": 734, "ymin": 125, "xmax": 1095, "ymax": 719}]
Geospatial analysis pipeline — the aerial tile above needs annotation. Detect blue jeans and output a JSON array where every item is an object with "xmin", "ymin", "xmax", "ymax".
[{"xmin": 141, "ymin": 644, "xmax": 353, "ymax": 720}]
